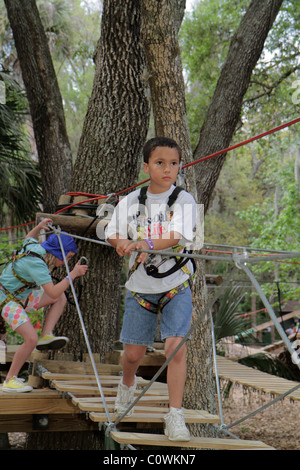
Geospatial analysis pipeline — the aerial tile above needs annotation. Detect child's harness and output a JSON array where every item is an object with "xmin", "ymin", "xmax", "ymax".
[
  {"xmin": 0, "ymin": 241, "xmax": 46, "ymax": 312},
  {"xmin": 129, "ymin": 186, "xmax": 195, "ymax": 314}
]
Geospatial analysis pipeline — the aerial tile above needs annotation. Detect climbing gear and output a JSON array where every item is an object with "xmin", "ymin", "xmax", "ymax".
[
  {"xmin": 0, "ymin": 241, "xmax": 47, "ymax": 313},
  {"xmin": 2, "ymin": 376, "xmax": 33, "ymax": 393},
  {"xmin": 128, "ymin": 185, "xmax": 196, "ymax": 313},
  {"xmin": 130, "ymin": 277, "xmax": 193, "ymax": 314},
  {"xmin": 129, "ymin": 185, "xmax": 195, "ymax": 280}
]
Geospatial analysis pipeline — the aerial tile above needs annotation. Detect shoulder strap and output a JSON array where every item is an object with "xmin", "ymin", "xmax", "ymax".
[
  {"xmin": 166, "ymin": 186, "xmax": 183, "ymax": 208},
  {"xmin": 138, "ymin": 185, "xmax": 183, "ymax": 213},
  {"xmin": 138, "ymin": 186, "xmax": 148, "ymax": 216}
]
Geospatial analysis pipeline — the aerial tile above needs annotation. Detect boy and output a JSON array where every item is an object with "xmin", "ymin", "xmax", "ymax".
[{"xmin": 106, "ymin": 137, "xmax": 196, "ymax": 441}]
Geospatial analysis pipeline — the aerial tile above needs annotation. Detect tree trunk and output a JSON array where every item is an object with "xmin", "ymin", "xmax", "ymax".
[
  {"xmin": 58, "ymin": 0, "xmax": 150, "ymax": 362},
  {"xmin": 194, "ymin": 0, "xmax": 284, "ymax": 213},
  {"xmin": 4, "ymin": 0, "xmax": 72, "ymax": 213},
  {"xmin": 140, "ymin": 0, "xmax": 192, "ymax": 165},
  {"xmin": 140, "ymin": 0, "xmax": 216, "ymax": 437},
  {"xmin": 26, "ymin": 0, "xmax": 150, "ymax": 450}
]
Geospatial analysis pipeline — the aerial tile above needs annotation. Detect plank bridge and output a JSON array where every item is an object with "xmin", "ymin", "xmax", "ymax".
[{"xmin": 1, "ymin": 347, "xmax": 289, "ymax": 450}]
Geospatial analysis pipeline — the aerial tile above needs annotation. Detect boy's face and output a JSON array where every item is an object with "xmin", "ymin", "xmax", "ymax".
[{"xmin": 143, "ymin": 146, "xmax": 180, "ymax": 193}]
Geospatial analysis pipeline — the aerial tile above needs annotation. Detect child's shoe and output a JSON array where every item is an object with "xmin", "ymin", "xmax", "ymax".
[
  {"xmin": 2, "ymin": 376, "xmax": 33, "ymax": 393},
  {"xmin": 36, "ymin": 334, "xmax": 69, "ymax": 351},
  {"xmin": 164, "ymin": 407, "xmax": 191, "ymax": 441},
  {"xmin": 114, "ymin": 377, "xmax": 137, "ymax": 417}
]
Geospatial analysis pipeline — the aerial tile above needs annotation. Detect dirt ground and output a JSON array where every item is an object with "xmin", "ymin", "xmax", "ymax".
[
  {"xmin": 7, "ymin": 386, "xmax": 300, "ymax": 451},
  {"xmin": 221, "ymin": 385, "xmax": 300, "ymax": 450}
]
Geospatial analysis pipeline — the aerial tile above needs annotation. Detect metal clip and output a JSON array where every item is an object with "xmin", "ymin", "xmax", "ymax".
[
  {"xmin": 232, "ymin": 249, "xmax": 249, "ymax": 269},
  {"xmin": 79, "ymin": 256, "xmax": 88, "ymax": 265}
]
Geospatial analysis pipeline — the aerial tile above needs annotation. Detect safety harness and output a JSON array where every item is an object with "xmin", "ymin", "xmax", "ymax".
[
  {"xmin": 129, "ymin": 186, "xmax": 196, "ymax": 314},
  {"xmin": 0, "ymin": 241, "xmax": 46, "ymax": 312}
]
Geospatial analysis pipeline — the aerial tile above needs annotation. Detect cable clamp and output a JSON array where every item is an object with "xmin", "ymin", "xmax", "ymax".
[{"xmin": 232, "ymin": 249, "xmax": 249, "ymax": 269}]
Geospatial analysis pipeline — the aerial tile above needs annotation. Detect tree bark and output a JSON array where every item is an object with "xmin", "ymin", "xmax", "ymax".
[
  {"xmin": 140, "ymin": 0, "xmax": 217, "ymax": 437},
  {"xmin": 56, "ymin": 0, "xmax": 150, "ymax": 361},
  {"xmin": 4, "ymin": 0, "xmax": 72, "ymax": 213},
  {"xmin": 194, "ymin": 0, "xmax": 284, "ymax": 213},
  {"xmin": 26, "ymin": 0, "xmax": 150, "ymax": 451},
  {"xmin": 140, "ymin": 0, "xmax": 193, "ymax": 169}
]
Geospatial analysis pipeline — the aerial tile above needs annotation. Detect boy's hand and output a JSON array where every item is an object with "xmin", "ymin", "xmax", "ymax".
[
  {"xmin": 115, "ymin": 239, "xmax": 135, "ymax": 257},
  {"xmin": 126, "ymin": 240, "xmax": 149, "ymax": 264}
]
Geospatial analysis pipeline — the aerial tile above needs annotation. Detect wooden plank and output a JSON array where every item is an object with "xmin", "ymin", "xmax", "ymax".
[
  {"xmin": 105, "ymin": 349, "xmax": 166, "ymax": 367},
  {"xmin": 110, "ymin": 431, "xmax": 275, "ymax": 450},
  {"xmin": 50, "ymin": 382, "xmax": 168, "ymax": 396},
  {"xmin": 34, "ymin": 359, "xmax": 122, "ymax": 375},
  {"xmin": 36, "ymin": 212, "xmax": 108, "ymax": 236},
  {"xmin": 72, "ymin": 396, "xmax": 169, "ymax": 408},
  {"xmin": 90, "ymin": 409, "xmax": 221, "ymax": 424},
  {"xmin": 0, "ymin": 388, "xmax": 77, "ymax": 415},
  {"xmin": 216, "ymin": 356, "xmax": 300, "ymax": 400}
]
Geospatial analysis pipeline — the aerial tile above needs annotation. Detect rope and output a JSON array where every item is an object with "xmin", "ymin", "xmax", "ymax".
[
  {"xmin": 53, "ymin": 226, "xmax": 114, "ymax": 427},
  {"xmin": 52, "ymin": 116, "xmax": 300, "ymax": 215},
  {"xmin": 46, "ymin": 225, "xmax": 300, "ymax": 438},
  {"xmin": 1, "ymin": 116, "xmax": 299, "ymax": 231}
]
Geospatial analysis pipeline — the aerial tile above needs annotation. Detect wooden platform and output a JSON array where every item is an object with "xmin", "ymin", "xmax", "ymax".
[
  {"xmin": 217, "ymin": 356, "xmax": 300, "ymax": 400},
  {"xmin": 0, "ymin": 353, "xmax": 277, "ymax": 449},
  {"xmin": 37, "ymin": 359, "xmax": 274, "ymax": 450},
  {"xmin": 111, "ymin": 431, "xmax": 274, "ymax": 450},
  {"xmin": 106, "ymin": 347, "xmax": 300, "ymax": 401}
]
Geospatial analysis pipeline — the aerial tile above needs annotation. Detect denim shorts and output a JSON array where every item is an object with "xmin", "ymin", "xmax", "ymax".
[{"xmin": 120, "ymin": 286, "xmax": 193, "ymax": 346}]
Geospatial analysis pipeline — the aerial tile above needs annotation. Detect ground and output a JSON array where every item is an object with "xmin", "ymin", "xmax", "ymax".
[
  {"xmin": 7, "ymin": 386, "xmax": 300, "ymax": 450},
  {"xmin": 222, "ymin": 385, "xmax": 300, "ymax": 450}
]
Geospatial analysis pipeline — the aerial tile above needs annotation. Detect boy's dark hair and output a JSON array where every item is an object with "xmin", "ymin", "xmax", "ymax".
[{"xmin": 143, "ymin": 137, "xmax": 182, "ymax": 163}]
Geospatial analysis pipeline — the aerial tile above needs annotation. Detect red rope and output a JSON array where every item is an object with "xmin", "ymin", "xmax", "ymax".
[
  {"xmin": 1, "ymin": 116, "xmax": 300, "ymax": 229},
  {"xmin": 62, "ymin": 116, "xmax": 300, "ymax": 208}
]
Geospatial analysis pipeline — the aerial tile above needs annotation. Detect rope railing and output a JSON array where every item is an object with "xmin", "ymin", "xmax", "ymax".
[{"xmin": 47, "ymin": 223, "xmax": 300, "ymax": 444}]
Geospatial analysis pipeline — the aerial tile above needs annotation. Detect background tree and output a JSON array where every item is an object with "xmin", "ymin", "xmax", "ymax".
[
  {"xmin": 26, "ymin": 0, "xmax": 150, "ymax": 450},
  {"xmin": 4, "ymin": 0, "xmax": 72, "ymax": 213},
  {"xmin": 0, "ymin": 72, "xmax": 41, "ymax": 229}
]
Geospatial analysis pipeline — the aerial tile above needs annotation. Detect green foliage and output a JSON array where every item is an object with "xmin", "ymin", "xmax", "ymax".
[
  {"xmin": 0, "ymin": 72, "xmax": 42, "ymax": 226},
  {"xmin": 213, "ymin": 286, "xmax": 248, "ymax": 342}
]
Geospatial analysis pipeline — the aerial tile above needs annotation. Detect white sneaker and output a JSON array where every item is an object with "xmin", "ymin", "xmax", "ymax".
[
  {"xmin": 2, "ymin": 376, "xmax": 33, "ymax": 393},
  {"xmin": 164, "ymin": 407, "xmax": 191, "ymax": 441},
  {"xmin": 114, "ymin": 377, "xmax": 137, "ymax": 417}
]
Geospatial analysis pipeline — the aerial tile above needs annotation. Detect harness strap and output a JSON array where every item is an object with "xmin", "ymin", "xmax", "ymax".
[
  {"xmin": 0, "ymin": 243, "xmax": 46, "ymax": 313},
  {"xmin": 130, "ymin": 277, "xmax": 193, "ymax": 315},
  {"xmin": 0, "ymin": 283, "xmax": 27, "ymax": 312},
  {"xmin": 129, "ymin": 186, "xmax": 189, "ymax": 279}
]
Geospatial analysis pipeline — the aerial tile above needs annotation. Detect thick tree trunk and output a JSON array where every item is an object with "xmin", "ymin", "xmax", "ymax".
[
  {"xmin": 56, "ymin": 0, "xmax": 150, "ymax": 361},
  {"xmin": 140, "ymin": 0, "xmax": 216, "ymax": 437},
  {"xmin": 140, "ymin": 0, "xmax": 194, "ymax": 170},
  {"xmin": 194, "ymin": 0, "xmax": 284, "ymax": 213},
  {"xmin": 26, "ymin": 0, "xmax": 150, "ymax": 451},
  {"xmin": 4, "ymin": 0, "xmax": 72, "ymax": 213}
]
